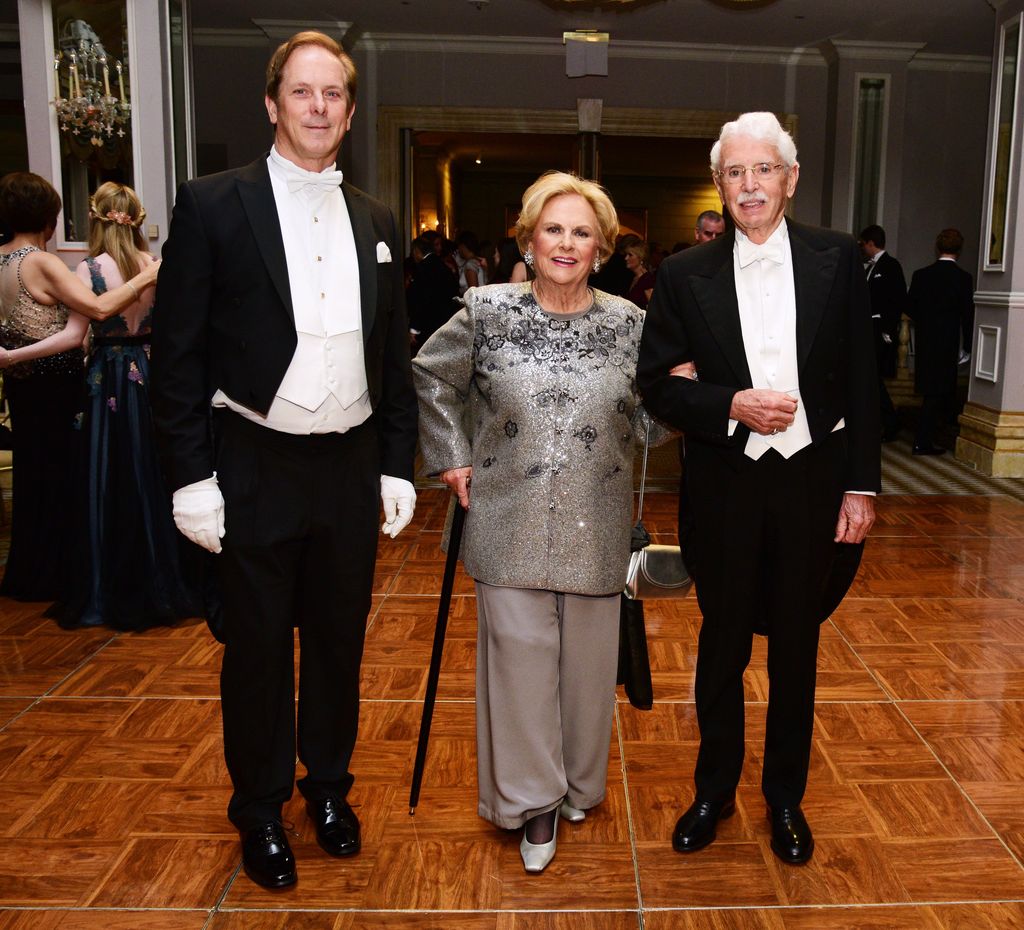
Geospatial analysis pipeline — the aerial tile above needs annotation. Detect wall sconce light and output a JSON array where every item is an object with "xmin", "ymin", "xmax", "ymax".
[{"xmin": 564, "ymin": 30, "xmax": 609, "ymax": 77}]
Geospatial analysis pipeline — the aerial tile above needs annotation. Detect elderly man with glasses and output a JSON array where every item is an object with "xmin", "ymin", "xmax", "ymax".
[{"xmin": 638, "ymin": 112, "xmax": 880, "ymax": 865}]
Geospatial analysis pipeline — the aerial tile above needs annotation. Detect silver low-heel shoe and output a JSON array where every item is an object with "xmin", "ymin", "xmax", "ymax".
[
  {"xmin": 520, "ymin": 829, "xmax": 557, "ymax": 873},
  {"xmin": 558, "ymin": 800, "xmax": 585, "ymax": 823}
]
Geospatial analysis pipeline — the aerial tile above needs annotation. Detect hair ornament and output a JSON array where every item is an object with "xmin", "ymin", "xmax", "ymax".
[{"xmin": 88, "ymin": 194, "xmax": 145, "ymax": 228}]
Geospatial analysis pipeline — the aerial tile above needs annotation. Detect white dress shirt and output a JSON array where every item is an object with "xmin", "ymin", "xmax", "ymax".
[
  {"xmin": 729, "ymin": 222, "xmax": 815, "ymax": 460},
  {"xmin": 865, "ymin": 249, "xmax": 885, "ymax": 318},
  {"xmin": 212, "ymin": 146, "xmax": 371, "ymax": 434},
  {"xmin": 726, "ymin": 222, "xmax": 869, "ymax": 494}
]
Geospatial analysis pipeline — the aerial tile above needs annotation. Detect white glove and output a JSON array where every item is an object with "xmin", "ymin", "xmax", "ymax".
[
  {"xmin": 380, "ymin": 474, "xmax": 416, "ymax": 539},
  {"xmin": 172, "ymin": 474, "xmax": 226, "ymax": 554}
]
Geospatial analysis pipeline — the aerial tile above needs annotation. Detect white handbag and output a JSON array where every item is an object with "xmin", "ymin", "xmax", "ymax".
[{"xmin": 624, "ymin": 418, "xmax": 692, "ymax": 601}]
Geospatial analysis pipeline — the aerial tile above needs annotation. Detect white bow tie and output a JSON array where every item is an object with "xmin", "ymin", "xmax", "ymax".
[
  {"xmin": 285, "ymin": 170, "xmax": 343, "ymax": 196},
  {"xmin": 737, "ymin": 236, "xmax": 785, "ymax": 268}
]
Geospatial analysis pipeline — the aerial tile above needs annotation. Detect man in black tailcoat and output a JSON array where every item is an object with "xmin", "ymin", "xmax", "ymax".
[
  {"xmin": 860, "ymin": 224, "xmax": 906, "ymax": 440},
  {"xmin": 407, "ymin": 234, "xmax": 459, "ymax": 355},
  {"xmin": 638, "ymin": 112, "xmax": 879, "ymax": 866},
  {"xmin": 906, "ymin": 228, "xmax": 975, "ymax": 455},
  {"xmin": 151, "ymin": 32, "xmax": 418, "ymax": 889}
]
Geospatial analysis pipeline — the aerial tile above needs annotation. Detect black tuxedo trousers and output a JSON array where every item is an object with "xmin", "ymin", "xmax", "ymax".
[
  {"xmin": 214, "ymin": 410, "xmax": 381, "ymax": 830},
  {"xmin": 688, "ymin": 431, "xmax": 847, "ymax": 808}
]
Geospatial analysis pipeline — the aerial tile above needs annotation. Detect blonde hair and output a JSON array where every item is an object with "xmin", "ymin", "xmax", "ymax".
[
  {"xmin": 88, "ymin": 182, "xmax": 148, "ymax": 286},
  {"xmin": 515, "ymin": 171, "xmax": 618, "ymax": 264},
  {"xmin": 624, "ymin": 242, "xmax": 650, "ymax": 268}
]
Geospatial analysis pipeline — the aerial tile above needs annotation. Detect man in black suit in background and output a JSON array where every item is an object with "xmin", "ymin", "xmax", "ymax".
[
  {"xmin": 407, "ymin": 234, "xmax": 459, "ymax": 355},
  {"xmin": 860, "ymin": 225, "xmax": 906, "ymax": 440},
  {"xmin": 694, "ymin": 209, "xmax": 726, "ymax": 245},
  {"xmin": 906, "ymin": 228, "xmax": 975, "ymax": 455},
  {"xmin": 638, "ymin": 112, "xmax": 879, "ymax": 865},
  {"xmin": 151, "ymin": 32, "xmax": 418, "ymax": 889}
]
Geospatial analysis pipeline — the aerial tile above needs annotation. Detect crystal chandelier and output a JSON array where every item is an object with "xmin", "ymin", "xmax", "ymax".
[{"xmin": 52, "ymin": 19, "xmax": 131, "ymax": 148}]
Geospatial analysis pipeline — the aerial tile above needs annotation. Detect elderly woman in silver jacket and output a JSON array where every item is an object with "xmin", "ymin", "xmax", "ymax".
[{"xmin": 413, "ymin": 171, "xmax": 674, "ymax": 874}]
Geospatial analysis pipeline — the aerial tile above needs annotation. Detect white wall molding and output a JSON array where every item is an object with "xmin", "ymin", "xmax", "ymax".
[
  {"xmin": 973, "ymin": 290, "xmax": 1024, "ymax": 308},
  {"xmin": 909, "ymin": 52, "xmax": 992, "ymax": 73},
  {"xmin": 192, "ymin": 27, "xmax": 271, "ymax": 48},
  {"xmin": 252, "ymin": 19, "xmax": 352, "ymax": 42},
  {"xmin": 187, "ymin": 27, "xmax": 990, "ymax": 74},
  {"xmin": 829, "ymin": 40, "xmax": 926, "ymax": 62},
  {"xmin": 194, "ymin": 28, "xmax": 826, "ymax": 66}
]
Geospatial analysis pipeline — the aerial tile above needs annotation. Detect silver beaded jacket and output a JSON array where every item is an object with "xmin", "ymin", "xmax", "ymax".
[{"xmin": 413, "ymin": 282, "xmax": 669, "ymax": 596}]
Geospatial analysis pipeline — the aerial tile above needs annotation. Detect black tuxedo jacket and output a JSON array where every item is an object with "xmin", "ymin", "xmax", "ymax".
[
  {"xmin": 151, "ymin": 156, "xmax": 418, "ymax": 492},
  {"xmin": 407, "ymin": 253, "xmax": 459, "ymax": 345},
  {"xmin": 867, "ymin": 251, "xmax": 908, "ymax": 339},
  {"xmin": 906, "ymin": 259, "xmax": 973, "ymax": 395},
  {"xmin": 637, "ymin": 219, "xmax": 880, "ymax": 494}
]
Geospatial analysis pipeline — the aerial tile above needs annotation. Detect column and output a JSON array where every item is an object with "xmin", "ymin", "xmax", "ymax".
[
  {"xmin": 576, "ymin": 98, "xmax": 602, "ymax": 182},
  {"xmin": 958, "ymin": 1, "xmax": 1024, "ymax": 476}
]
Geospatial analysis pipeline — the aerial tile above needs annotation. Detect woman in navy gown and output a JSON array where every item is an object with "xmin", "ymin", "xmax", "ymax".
[{"xmin": 56, "ymin": 183, "xmax": 205, "ymax": 629}]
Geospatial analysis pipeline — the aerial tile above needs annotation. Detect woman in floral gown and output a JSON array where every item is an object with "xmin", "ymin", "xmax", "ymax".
[{"xmin": 53, "ymin": 182, "xmax": 206, "ymax": 629}]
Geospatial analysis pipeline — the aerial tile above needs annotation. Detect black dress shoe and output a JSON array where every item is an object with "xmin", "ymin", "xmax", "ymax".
[
  {"xmin": 307, "ymin": 796, "xmax": 361, "ymax": 857},
  {"xmin": 912, "ymin": 445, "xmax": 947, "ymax": 456},
  {"xmin": 767, "ymin": 805, "xmax": 814, "ymax": 864},
  {"xmin": 241, "ymin": 822, "xmax": 297, "ymax": 888},
  {"xmin": 672, "ymin": 796, "xmax": 735, "ymax": 853}
]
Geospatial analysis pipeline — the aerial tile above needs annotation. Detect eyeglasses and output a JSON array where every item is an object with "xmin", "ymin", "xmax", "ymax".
[{"xmin": 715, "ymin": 163, "xmax": 787, "ymax": 184}]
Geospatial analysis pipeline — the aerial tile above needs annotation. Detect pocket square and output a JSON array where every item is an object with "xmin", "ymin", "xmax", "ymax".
[{"xmin": 376, "ymin": 241, "xmax": 392, "ymax": 263}]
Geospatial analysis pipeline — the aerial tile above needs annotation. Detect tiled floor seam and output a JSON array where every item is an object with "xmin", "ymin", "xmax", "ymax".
[
  {"xmin": 893, "ymin": 698, "xmax": 1024, "ymax": 873},
  {"xmin": 202, "ymin": 858, "xmax": 244, "ymax": 928},
  {"xmin": 642, "ymin": 898, "xmax": 1024, "ymax": 912},
  {"xmin": 0, "ymin": 630, "xmax": 120, "ymax": 732},
  {"xmin": 830, "ymin": 594, "xmax": 1024, "ymax": 873},
  {"xmin": 613, "ymin": 699, "xmax": 646, "ymax": 930}
]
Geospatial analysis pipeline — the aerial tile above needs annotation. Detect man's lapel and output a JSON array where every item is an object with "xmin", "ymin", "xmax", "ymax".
[
  {"xmin": 235, "ymin": 157, "xmax": 293, "ymax": 323},
  {"xmin": 343, "ymin": 183, "xmax": 378, "ymax": 343},
  {"xmin": 687, "ymin": 231, "xmax": 752, "ymax": 387},
  {"xmin": 787, "ymin": 219, "xmax": 840, "ymax": 370}
]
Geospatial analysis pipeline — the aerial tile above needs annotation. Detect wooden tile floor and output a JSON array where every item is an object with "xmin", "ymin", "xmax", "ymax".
[{"xmin": 1, "ymin": 488, "xmax": 1023, "ymax": 928}]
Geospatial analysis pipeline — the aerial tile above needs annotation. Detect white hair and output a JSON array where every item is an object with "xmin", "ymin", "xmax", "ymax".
[{"xmin": 709, "ymin": 112, "xmax": 798, "ymax": 171}]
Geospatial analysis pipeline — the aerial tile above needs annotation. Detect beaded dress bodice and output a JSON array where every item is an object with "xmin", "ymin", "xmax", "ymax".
[{"xmin": 0, "ymin": 246, "xmax": 83, "ymax": 378}]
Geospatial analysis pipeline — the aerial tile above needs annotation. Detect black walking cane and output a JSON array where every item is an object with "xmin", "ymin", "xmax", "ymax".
[{"xmin": 408, "ymin": 499, "xmax": 466, "ymax": 815}]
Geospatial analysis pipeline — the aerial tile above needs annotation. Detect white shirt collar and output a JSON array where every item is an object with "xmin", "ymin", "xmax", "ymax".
[
  {"xmin": 735, "ymin": 220, "xmax": 789, "ymax": 268},
  {"xmin": 268, "ymin": 145, "xmax": 343, "ymax": 194}
]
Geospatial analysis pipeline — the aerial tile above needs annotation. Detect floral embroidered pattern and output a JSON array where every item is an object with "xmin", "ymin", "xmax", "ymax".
[
  {"xmin": 504, "ymin": 420, "xmax": 518, "ymax": 438},
  {"xmin": 474, "ymin": 295, "xmax": 638, "ymax": 377},
  {"xmin": 575, "ymin": 424, "xmax": 598, "ymax": 451},
  {"xmin": 128, "ymin": 361, "xmax": 143, "ymax": 384},
  {"xmin": 107, "ymin": 396, "xmax": 117, "ymax": 412}
]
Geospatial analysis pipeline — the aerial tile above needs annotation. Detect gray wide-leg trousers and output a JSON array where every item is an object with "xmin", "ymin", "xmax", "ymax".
[{"xmin": 474, "ymin": 582, "xmax": 620, "ymax": 829}]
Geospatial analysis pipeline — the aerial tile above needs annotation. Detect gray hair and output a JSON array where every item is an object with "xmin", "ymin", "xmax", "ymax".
[{"xmin": 710, "ymin": 112, "xmax": 798, "ymax": 171}]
